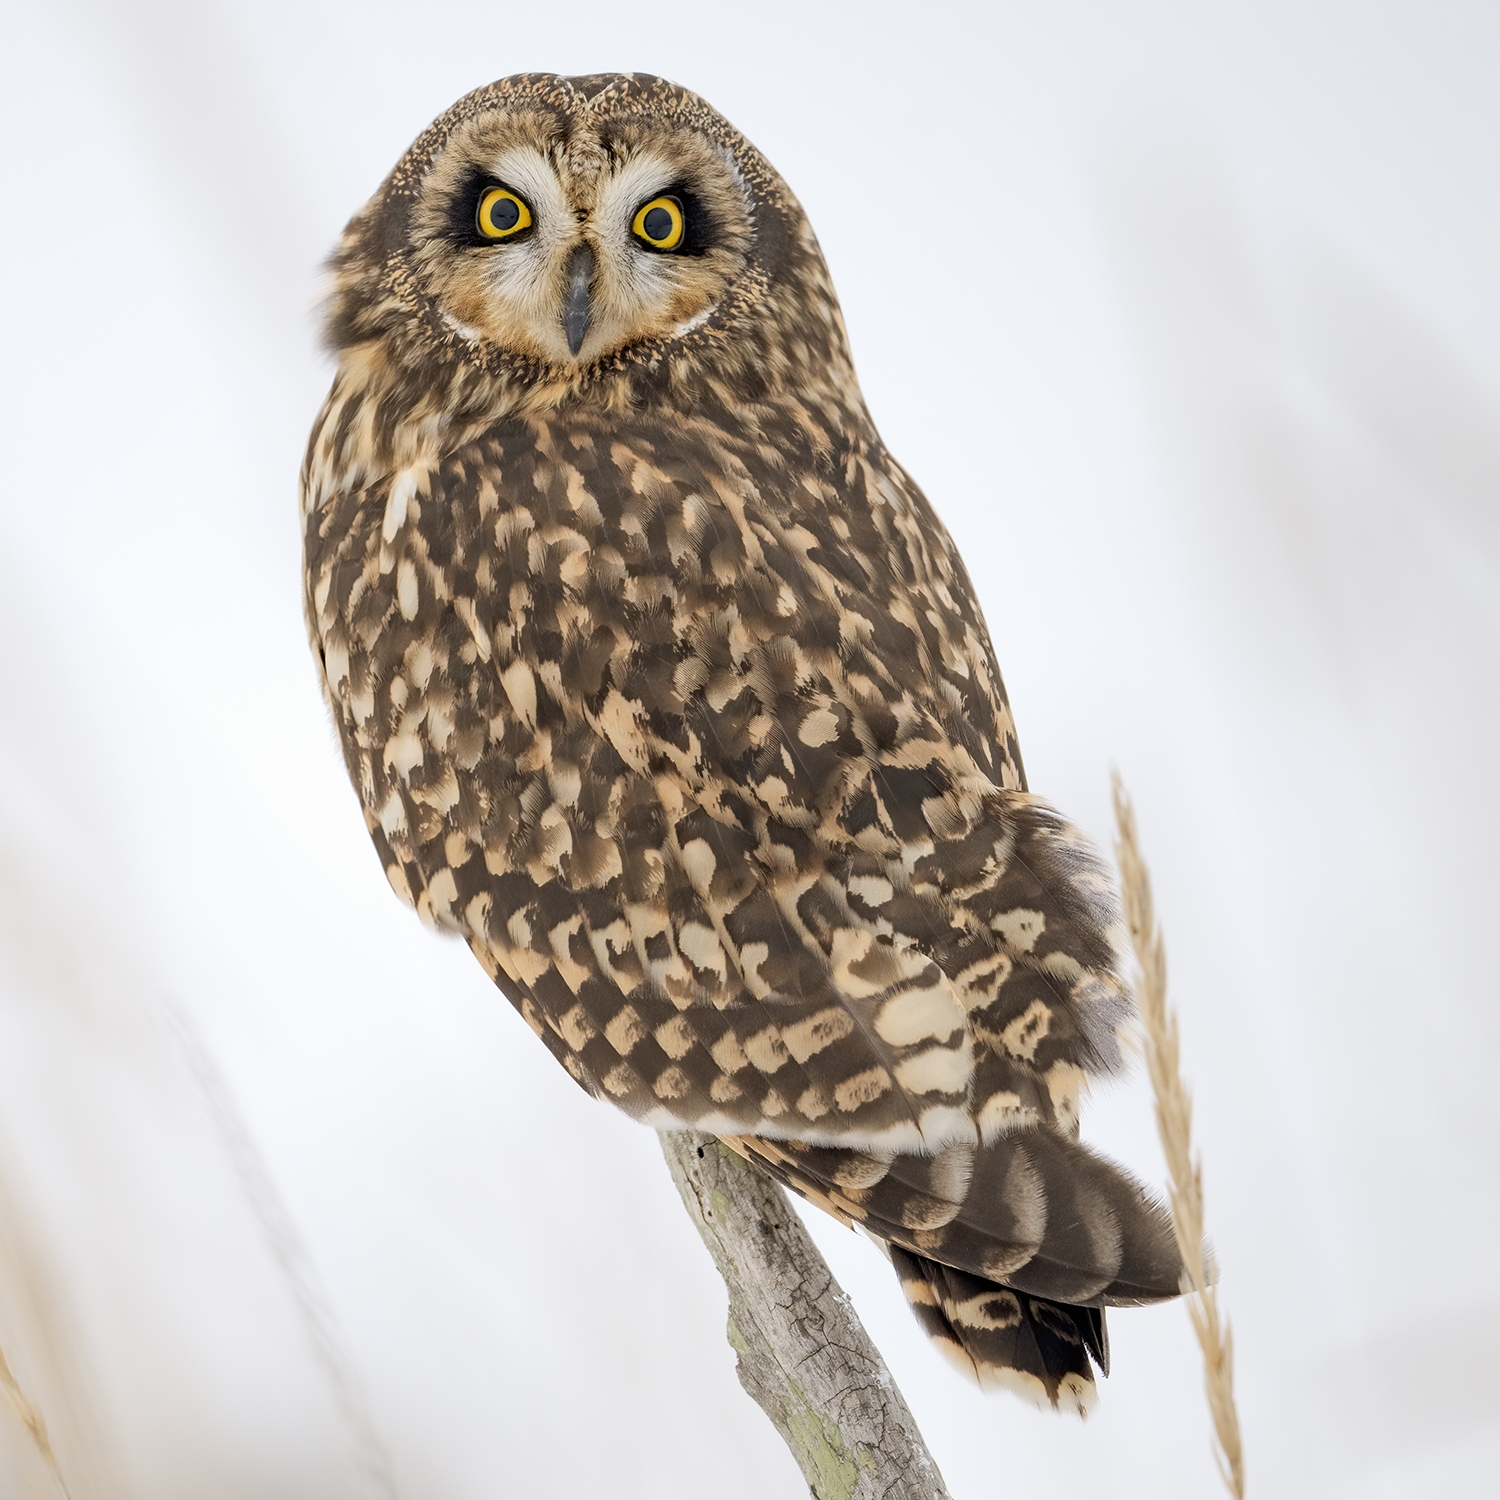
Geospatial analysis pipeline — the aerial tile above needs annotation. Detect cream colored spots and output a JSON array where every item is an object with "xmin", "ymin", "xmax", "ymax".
[
  {"xmin": 382, "ymin": 465, "xmax": 420, "ymax": 543},
  {"xmin": 548, "ymin": 760, "xmax": 581, "ymax": 806},
  {"xmin": 798, "ymin": 707, "xmax": 840, "ymax": 747},
  {"xmin": 955, "ymin": 950, "xmax": 1013, "ymax": 1006},
  {"xmin": 898, "ymin": 1194, "xmax": 962, "ymax": 1232},
  {"xmin": 952, "ymin": 1289, "xmax": 1022, "ymax": 1332},
  {"xmin": 992, "ymin": 908, "xmax": 1046, "ymax": 952},
  {"xmin": 780, "ymin": 1006, "xmax": 854, "ymax": 1063},
  {"xmin": 463, "ymin": 893, "xmax": 491, "ymax": 936},
  {"xmin": 500, "ymin": 942, "xmax": 550, "ymax": 987},
  {"xmin": 500, "ymin": 659, "xmax": 537, "ymax": 728},
  {"xmin": 601, "ymin": 1062, "xmax": 636, "ymax": 1098},
  {"xmin": 1045, "ymin": 1061, "xmax": 1087, "ymax": 1136},
  {"xmin": 416, "ymin": 868, "xmax": 459, "ymax": 929},
  {"xmin": 414, "ymin": 766, "xmax": 460, "ymax": 816},
  {"xmin": 976, "ymin": 1091, "xmax": 1040, "ymax": 1139},
  {"xmin": 975, "ymin": 1364, "xmax": 1052, "ymax": 1410},
  {"xmin": 677, "ymin": 921, "xmax": 726, "ymax": 981},
  {"xmin": 383, "ymin": 724, "xmax": 423, "ymax": 779},
  {"xmin": 892, "ymin": 1044, "xmax": 970, "ymax": 1096},
  {"xmin": 529, "ymin": 804, "xmax": 573, "ymax": 878},
  {"xmin": 547, "ymin": 916, "xmax": 589, "ymax": 990},
  {"xmin": 1054, "ymin": 1373, "xmax": 1097, "ymax": 1420},
  {"xmin": 848, "ymin": 874, "xmax": 893, "ymax": 908},
  {"xmin": 709, "ymin": 1074, "xmax": 743, "ymax": 1103},
  {"xmin": 652, "ymin": 1066, "xmax": 691, "ymax": 1100},
  {"xmin": 899, "ymin": 1275, "xmax": 940, "ymax": 1308},
  {"xmin": 795, "ymin": 1084, "xmax": 832, "ymax": 1119},
  {"xmin": 1000, "ymin": 999, "xmax": 1052, "ymax": 1061},
  {"xmin": 826, "ymin": 926, "xmax": 889, "ymax": 996},
  {"xmin": 321, "ymin": 636, "xmax": 350, "ymax": 695},
  {"xmin": 755, "ymin": 775, "xmax": 793, "ymax": 814},
  {"xmin": 604, "ymin": 1005, "xmax": 646, "ymax": 1055},
  {"xmin": 596, "ymin": 689, "xmax": 650, "ymax": 772},
  {"xmin": 737, "ymin": 941, "xmax": 772, "ymax": 999},
  {"xmin": 834, "ymin": 1067, "xmax": 893, "ymax": 1112},
  {"xmin": 874, "ymin": 984, "xmax": 965, "ymax": 1047},
  {"xmin": 406, "ymin": 641, "xmax": 435, "ymax": 691},
  {"xmin": 709, "ymin": 1031, "xmax": 747, "ymax": 1075},
  {"xmin": 882, "ymin": 736, "xmax": 948, "ymax": 770},
  {"xmin": 374, "ymin": 789, "xmax": 407, "ymax": 839},
  {"xmin": 672, "ymin": 656, "xmax": 712, "ymax": 698},
  {"xmin": 1038, "ymin": 949, "xmax": 1084, "ymax": 983},
  {"xmin": 653, "ymin": 1015, "xmax": 695, "ymax": 1060},
  {"xmin": 743, "ymin": 1025, "xmax": 790, "ymax": 1074},
  {"xmin": 558, "ymin": 1004, "xmax": 597, "ymax": 1051},
  {"xmin": 396, "ymin": 558, "xmax": 420, "ymax": 620}
]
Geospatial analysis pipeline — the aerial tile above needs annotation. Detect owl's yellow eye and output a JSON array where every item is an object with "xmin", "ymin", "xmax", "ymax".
[
  {"xmin": 476, "ymin": 186, "xmax": 532, "ymax": 240},
  {"xmin": 632, "ymin": 195, "xmax": 685, "ymax": 251}
]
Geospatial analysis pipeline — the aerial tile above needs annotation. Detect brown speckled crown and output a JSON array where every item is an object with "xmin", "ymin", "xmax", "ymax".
[{"xmin": 302, "ymin": 73, "xmax": 1183, "ymax": 1413}]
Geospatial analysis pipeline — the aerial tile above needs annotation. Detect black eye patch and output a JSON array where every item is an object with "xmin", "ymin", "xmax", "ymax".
[{"xmin": 448, "ymin": 170, "xmax": 533, "ymax": 246}]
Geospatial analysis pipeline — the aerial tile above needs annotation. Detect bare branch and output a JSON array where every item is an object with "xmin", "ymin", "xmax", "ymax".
[{"xmin": 660, "ymin": 1131, "xmax": 952, "ymax": 1500}]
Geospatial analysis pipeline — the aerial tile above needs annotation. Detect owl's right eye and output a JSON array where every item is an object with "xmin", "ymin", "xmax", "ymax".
[
  {"xmin": 476, "ymin": 186, "xmax": 532, "ymax": 240},
  {"xmin": 632, "ymin": 195, "xmax": 685, "ymax": 252}
]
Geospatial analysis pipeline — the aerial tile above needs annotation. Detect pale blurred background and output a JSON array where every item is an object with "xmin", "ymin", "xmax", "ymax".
[{"xmin": 1, "ymin": 2, "xmax": 1496, "ymax": 1495}]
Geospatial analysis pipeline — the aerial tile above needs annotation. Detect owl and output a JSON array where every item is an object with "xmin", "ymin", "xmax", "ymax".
[{"xmin": 302, "ymin": 73, "xmax": 1182, "ymax": 1416}]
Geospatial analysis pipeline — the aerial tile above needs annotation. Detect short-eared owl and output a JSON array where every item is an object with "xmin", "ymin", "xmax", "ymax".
[{"xmin": 302, "ymin": 73, "xmax": 1181, "ymax": 1414}]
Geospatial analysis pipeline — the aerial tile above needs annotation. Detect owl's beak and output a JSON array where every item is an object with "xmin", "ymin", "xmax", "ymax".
[{"xmin": 562, "ymin": 243, "xmax": 595, "ymax": 358}]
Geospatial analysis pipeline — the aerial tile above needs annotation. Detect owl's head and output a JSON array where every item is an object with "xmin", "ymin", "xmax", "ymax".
[{"xmin": 320, "ymin": 75, "xmax": 859, "ymax": 453}]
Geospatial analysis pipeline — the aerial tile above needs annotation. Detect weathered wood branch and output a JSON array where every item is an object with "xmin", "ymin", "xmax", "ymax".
[{"xmin": 659, "ymin": 1130, "xmax": 952, "ymax": 1500}]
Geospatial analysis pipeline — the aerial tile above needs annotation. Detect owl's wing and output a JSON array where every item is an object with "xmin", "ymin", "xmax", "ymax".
[
  {"xmin": 463, "ymin": 773, "xmax": 1131, "ymax": 1153},
  {"xmin": 308, "ymin": 422, "xmax": 1134, "ymax": 1153}
]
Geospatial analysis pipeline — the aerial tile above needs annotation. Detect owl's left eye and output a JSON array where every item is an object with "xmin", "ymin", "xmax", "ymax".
[
  {"xmin": 476, "ymin": 186, "xmax": 532, "ymax": 240},
  {"xmin": 632, "ymin": 195, "xmax": 685, "ymax": 252}
]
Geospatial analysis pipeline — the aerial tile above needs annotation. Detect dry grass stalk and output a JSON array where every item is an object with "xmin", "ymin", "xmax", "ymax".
[
  {"xmin": 0, "ymin": 1339, "xmax": 67, "ymax": 1496},
  {"xmin": 1112, "ymin": 774, "xmax": 1245, "ymax": 1498}
]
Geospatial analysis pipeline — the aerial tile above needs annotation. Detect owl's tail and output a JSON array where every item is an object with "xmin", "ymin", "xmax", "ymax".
[
  {"xmin": 725, "ymin": 1127, "xmax": 1189, "ymax": 1413},
  {"xmin": 887, "ymin": 1244, "xmax": 1108, "ymax": 1416}
]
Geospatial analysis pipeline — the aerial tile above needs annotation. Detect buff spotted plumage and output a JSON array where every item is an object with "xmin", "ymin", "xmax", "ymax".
[{"xmin": 302, "ymin": 72, "xmax": 1182, "ymax": 1413}]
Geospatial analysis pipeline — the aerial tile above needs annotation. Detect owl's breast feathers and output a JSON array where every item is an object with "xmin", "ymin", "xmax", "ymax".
[{"xmin": 306, "ymin": 399, "xmax": 1140, "ymax": 1147}]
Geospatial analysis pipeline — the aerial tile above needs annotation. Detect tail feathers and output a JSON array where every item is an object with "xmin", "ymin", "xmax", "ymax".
[
  {"xmin": 890, "ymin": 1245, "xmax": 1107, "ymax": 1417},
  {"xmin": 728, "ymin": 1127, "xmax": 1184, "ymax": 1307}
]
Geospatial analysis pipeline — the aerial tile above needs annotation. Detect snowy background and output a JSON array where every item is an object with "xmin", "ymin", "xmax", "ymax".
[{"xmin": 1, "ymin": 2, "xmax": 1496, "ymax": 1495}]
